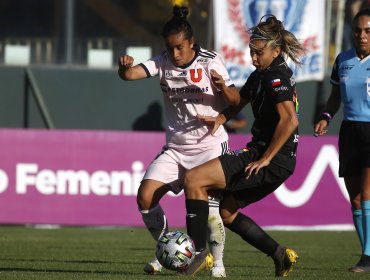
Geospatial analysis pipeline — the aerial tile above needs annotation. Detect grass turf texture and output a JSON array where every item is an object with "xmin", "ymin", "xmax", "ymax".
[{"xmin": 0, "ymin": 226, "xmax": 367, "ymax": 279}]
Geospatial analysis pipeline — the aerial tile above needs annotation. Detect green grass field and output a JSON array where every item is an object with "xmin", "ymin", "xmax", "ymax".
[{"xmin": 0, "ymin": 226, "xmax": 368, "ymax": 279}]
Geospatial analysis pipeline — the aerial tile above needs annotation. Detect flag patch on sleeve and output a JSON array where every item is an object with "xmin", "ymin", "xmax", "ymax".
[{"xmin": 271, "ymin": 79, "xmax": 281, "ymax": 86}]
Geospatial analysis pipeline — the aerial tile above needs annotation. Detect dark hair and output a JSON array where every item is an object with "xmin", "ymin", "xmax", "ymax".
[
  {"xmin": 353, "ymin": 7, "xmax": 370, "ymax": 24},
  {"xmin": 161, "ymin": 6, "xmax": 193, "ymax": 40},
  {"xmin": 249, "ymin": 14, "xmax": 306, "ymax": 65}
]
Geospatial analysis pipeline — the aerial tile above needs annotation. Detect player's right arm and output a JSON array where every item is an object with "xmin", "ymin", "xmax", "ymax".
[
  {"xmin": 118, "ymin": 55, "xmax": 147, "ymax": 80},
  {"xmin": 198, "ymin": 97, "xmax": 249, "ymax": 135},
  {"xmin": 313, "ymin": 84, "xmax": 341, "ymax": 136}
]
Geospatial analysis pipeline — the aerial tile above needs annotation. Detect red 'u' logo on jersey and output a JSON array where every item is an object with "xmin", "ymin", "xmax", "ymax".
[{"xmin": 190, "ymin": 69, "xmax": 202, "ymax": 82}]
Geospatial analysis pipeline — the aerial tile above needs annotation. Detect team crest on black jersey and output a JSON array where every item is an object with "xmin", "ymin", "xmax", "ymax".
[{"xmin": 271, "ymin": 79, "xmax": 281, "ymax": 87}]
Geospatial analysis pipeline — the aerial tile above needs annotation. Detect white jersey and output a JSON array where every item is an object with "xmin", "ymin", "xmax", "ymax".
[{"xmin": 140, "ymin": 46, "xmax": 234, "ymax": 149}]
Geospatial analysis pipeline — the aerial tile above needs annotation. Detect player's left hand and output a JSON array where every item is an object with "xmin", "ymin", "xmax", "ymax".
[
  {"xmin": 244, "ymin": 158, "xmax": 270, "ymax": 179},
  {"xmin": 197, "ymin": 114, "xmax": 225, "ymax": 135},
  {"xmin": 210, "ymin": 69, "xmax": 226, "ymax": 91}
]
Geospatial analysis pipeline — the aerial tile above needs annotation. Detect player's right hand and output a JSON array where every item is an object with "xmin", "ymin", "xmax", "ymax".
[
  {"xmin": 118, "ymin": 55, "xmax": 134, "ymax": 68},
  {"xmin": 313, "ymin": 120, "xmax": 328, "ymax": 137},
  {"xmin": 197, "ymin": 114, "xmax": 226, "ymax": 135},
  {"xmin": 210, "ymin": 69, "xmax": 226, "ymax": 91}
]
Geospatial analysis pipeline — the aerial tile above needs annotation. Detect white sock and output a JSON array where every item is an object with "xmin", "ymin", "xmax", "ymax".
[
  {"xmin": 207, "ymin": 196, "xmax": 225, "ymax": 268},
  {"xmin": 140, "ymin": 204, "xmax": 168, "ymax": 241}
]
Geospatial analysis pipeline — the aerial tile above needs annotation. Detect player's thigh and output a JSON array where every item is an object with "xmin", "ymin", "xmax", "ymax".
[
  {"xmin": 143, "ymin": 149, "xmax": 180, "ymax": 184},
  {"xmin": 138, "ymin": 151, "xmax": 179, "ymax": 209},
  {"xmin": 142, "ymin": 148, "xmax": 185, "ymax": 193},
  {"xmin": 362, "ymin": 168, "xmax": 370, "ymax": 201},
  {"xmin": 219, "ymin": 194, "xmax": 240, "ymax": 224},
  {"xmin": 344, "ymin": 176, "xmax": 361, "ymax": 208},
  {"xmin": 137, "ymin": 179, "xmax": 171, "ymax": 210},
  {"xmin": 185, "ymin": 157, "xmax": 226, "ymax": 191}
]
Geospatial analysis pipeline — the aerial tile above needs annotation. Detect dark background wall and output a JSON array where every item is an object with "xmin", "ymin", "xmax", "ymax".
[{"xmin": 0, "ymin": 65, "xmax": 342, "ymax": 135}]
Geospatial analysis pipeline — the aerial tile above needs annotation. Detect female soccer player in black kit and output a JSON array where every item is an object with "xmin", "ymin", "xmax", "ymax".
[{"xmin": 182, "ymin": 15, "xmax": 305, "ymax": 277}]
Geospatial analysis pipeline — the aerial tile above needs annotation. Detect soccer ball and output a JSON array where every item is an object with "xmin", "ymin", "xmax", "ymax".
[{"xmin": 156, "ymin": 231, "xmax": 196, "ymax": 271}]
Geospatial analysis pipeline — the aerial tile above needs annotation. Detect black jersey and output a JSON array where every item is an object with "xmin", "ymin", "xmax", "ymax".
[{"xmin": 239, "ymin": 56, "xmax": 299, "ymax": 172}]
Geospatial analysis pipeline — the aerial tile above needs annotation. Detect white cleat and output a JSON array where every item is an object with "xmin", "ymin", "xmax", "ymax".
[
  {"xmin": 143, "ymin": 258, "xmax": 163, "ymax": 275},
  {"xmin": 211, "ymin": 266, "xmax": 226, "ymax": 277}
]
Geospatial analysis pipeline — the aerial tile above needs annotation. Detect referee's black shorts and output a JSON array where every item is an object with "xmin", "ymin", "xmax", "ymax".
[
  {"xmin": 219, "ymin": 146, "xmax": 292, "ymax": 209},
  {"xmin": 339, "ymin": 120, "xmax": 370, "ymax": 177}
]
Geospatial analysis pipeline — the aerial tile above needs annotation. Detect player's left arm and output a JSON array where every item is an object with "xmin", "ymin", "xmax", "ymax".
[
  {"xmin": 198, "ymin": 96, "xmax": 248, "ymax": 135},
  {"xmin": 245, "ymin": 100, "xmax": 298, "ymax": 178},
  {"xmin": 260, "ymin": 101, "xmax": 298, "ymax": 163}
]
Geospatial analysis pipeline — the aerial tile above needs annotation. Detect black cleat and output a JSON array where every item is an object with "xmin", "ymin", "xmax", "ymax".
[
  {"xmin": 349, "ymin": 255, "xmax": 370, "ymax": 273},
  {"xmin": 273, "ymin": 246, "xmax": 299, "ymax": 277}
]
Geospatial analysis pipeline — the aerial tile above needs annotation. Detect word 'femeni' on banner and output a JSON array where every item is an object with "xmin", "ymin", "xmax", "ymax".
[
  {"xmin": 214, "ymin": 0, "xmax": 325, "ymax": 87},
  {"xmin": 9, "ymin": 162, "xmax": 145, "ymax": 196}
]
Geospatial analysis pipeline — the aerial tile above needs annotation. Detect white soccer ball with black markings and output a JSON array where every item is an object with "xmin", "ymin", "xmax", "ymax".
[{"xmin": 156, "ymin": 231, "xmax": 195, "ymax": 271}]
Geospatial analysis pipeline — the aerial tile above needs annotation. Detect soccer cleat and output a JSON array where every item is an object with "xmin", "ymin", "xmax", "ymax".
[
  {"xmin": 211, "ymin": 266, "xmax": 226, "ymax": 277},
  {"xmin": 350, "ymin": 265, "xmax": 370, "ymax": 272},
  {"xmin": 273, "ymin": 247, "xmax": 299, "ymax": 277},
  {"xmin": 349, "ymin": 255, "xmax": 370, "ymax": 272},
  {"xmin": 184, "ymin": 249, "xmax": 214, "ymax": 276},
  {"xmin": 143, "ymin": 258, "xmax": 163, "ymax": 275}
]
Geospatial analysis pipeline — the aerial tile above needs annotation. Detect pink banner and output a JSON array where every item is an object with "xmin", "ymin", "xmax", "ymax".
[{"xmin": 0, "ymin": 129, "xmax": 351, "ymax": 229}]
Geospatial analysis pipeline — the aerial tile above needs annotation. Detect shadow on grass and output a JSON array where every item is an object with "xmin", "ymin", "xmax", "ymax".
[
  {"xmin": 0, "ymin": 266, "xmax": 183, "ymax": 277},
  {"xmin": 0, "ymin": 267, "xmax": 146, "ymax": 276}
]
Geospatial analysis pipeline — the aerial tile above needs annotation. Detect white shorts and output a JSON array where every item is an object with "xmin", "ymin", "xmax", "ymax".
[{"xmin": 143, "ymin": 141, "xmax": 229, "ymax": 194}]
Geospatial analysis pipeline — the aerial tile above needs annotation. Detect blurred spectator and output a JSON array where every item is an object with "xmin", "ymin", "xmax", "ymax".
[
  {"xmin": 132, "ymin": 101, "xmax": 164, "ymax": 131},
  {"xmin": 224, "ymin": 111, "xmax": 247, "ymax": 133}
]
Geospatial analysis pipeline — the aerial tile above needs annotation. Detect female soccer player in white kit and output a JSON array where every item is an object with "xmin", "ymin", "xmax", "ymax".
[{"xmin": 118, "ymin": 5, "xmax": 239, "ymax": 277}]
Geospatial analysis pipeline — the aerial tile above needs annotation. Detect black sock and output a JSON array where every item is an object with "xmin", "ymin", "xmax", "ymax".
[
  {"xmin": 361, "ymin": 254, "xmax": 370, "ymax": 266},
  {"xmin": 186, "ymin": 199, "xmax": 209, "ymax": 252},
  {"xmin": 226, "ymin": 212, "xmax": 279, "ymax": 256}
]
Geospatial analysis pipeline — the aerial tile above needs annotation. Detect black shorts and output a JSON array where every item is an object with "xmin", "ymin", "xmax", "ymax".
[
  {"xmin": 339, "ymin": 121, "xmax": 370, "ymax": 177},
  {"xmin": 219, "ymin": 146, "xmax": 292, "ymax": 209}
]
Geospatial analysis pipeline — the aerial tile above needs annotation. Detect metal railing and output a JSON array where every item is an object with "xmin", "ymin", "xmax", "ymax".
[{"xmin": 24, "ymin": 68, "xmax": 55, "ymax": 129}]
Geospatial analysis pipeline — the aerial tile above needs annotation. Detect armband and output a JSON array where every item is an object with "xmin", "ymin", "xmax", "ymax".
[{"xmin": 319, "ymin": 112, "xmax": 333, "ymax": 123}]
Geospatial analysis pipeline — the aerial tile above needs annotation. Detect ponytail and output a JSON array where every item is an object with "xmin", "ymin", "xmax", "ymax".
[
  {"xmin": 162, "ymin": 3, "xmax": 193, "ymax": 40},
  {"xmin": 249, "ymin": 15, "xmax": 306, "ymax": 65}
]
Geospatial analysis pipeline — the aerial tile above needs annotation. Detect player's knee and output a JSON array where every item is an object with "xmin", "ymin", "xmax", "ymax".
[
  {"xmin": 219, "ymin": 206, "xmax": 238, "ymax": 226},
  {"xmin": 184, "ymin": 169, "xmax": 198, "ymax": 194},
  {"xmin": 136, "ymin": 194, "xmax": 146, "ymax": 210},
  {"xmin": 351, "ymin": 195, "xmax": 362, "ymax": 209},
  {"xmin": 362, "ymin": 187, "xmax": 370, "ymax": 201},
  {"xmin": 137, "ymin": 187, "xmax": 151, "ymax": 210},
  {"xmin": 219, "ymin": 211, "xmax": 231, "ymax": 225}
]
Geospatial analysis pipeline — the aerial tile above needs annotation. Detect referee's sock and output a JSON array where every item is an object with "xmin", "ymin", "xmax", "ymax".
[
  {"xmin": 226, "ymin": 212, "xmax": 278, "ymax": 257},
  {"xmin": 186, "ymin": 199, "xmax": 209, "ymax": 252},
  {"xmin": 352, "ymin": 208, "xmax": 364, "ymax": 251},
  {"xmin": 362, "ymin": 200, "xmax": 370, "ymax": 257}
]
